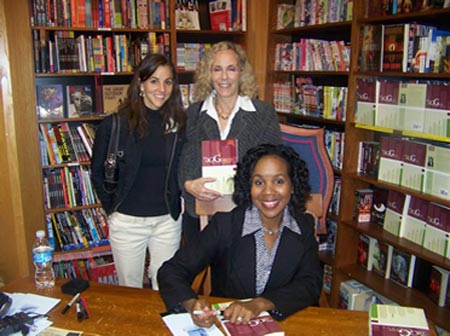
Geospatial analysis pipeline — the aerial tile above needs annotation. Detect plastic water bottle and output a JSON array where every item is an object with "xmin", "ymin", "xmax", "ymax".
[{"xmin": 32, "ymin": 230, "xmax": 55, "ymax": 289}]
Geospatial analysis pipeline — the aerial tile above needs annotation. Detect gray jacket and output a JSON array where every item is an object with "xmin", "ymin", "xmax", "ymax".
[{"xmin": 178, "ymin": 99, "xmax": 282, "ymax": 217}]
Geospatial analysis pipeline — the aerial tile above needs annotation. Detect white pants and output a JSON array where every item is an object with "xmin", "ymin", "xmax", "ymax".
[{"xmin": 108, "ymin": 212, "xmax": 181, "ymax": 290}]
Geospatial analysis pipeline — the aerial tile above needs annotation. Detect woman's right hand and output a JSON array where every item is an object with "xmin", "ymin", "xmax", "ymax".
[
  {"xmin": 183, "ymin": 298, "xmax": 217, "ymax": 328},
  {"xmin": 185, "ymin": 178, "xmax": 223, "ymax": 201}
]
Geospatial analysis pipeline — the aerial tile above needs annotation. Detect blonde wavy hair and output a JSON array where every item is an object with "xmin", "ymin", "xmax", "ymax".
[{"xmin": 192, "ymin": 41, "xmax": 258, "ymax": 102}]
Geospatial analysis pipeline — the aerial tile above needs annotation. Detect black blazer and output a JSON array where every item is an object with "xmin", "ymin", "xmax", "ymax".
[
  {"xmin": 91, "ymin": 112, "xmax": 185, "ymax": 219},
  {"xmin": 158, "ymin": 206, "xmax": 323, "ymax": 320}
]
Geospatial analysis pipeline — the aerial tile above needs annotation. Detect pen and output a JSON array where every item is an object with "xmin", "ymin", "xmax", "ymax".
[
  {"xmin": 193, "ymin": 310, "xmax": 221, "ymax": 316},
  {"xmin": 79, "ymin": 296, "xmax": 90, "ymax": 319},
  {"xmin": 76, "ymin": 302, "xmax": 84, "ymax": 322},
  {"xmin": 61, "ymin": 292, "xmax": 81, "ymax": 314}
]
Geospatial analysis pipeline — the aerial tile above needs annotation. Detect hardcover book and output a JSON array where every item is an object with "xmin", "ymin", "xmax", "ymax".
[
  {"xmin": 66, "ymin": 85, "xmax": 94, "ymax": 118},
  {"xmin": 369, "ymin": 304, "xmax": 430, "ymax": 336},
  {"xmin": 353, "ymin": 189, "xmax": 374, "ymax": 223},
  {"xmin": 357, "ymin": 141, "xmax": 380, "ymax": 177},
  {"xmin": 423, "ymin": 82, "xmax": 450, "ymax": 138},
  {"xmin": 356, "ymin": 79, "xmax": 377, "ymax": 126},
  {"xmin": 382, "ymin": 24, "xmax": 406, "ymax": 72},
  {"xmin": 397, "ymin": 82, "xmax": 427, "ymax": 132},
  {"xmin": 428, "ymin": 265, "xmax": 450, "ymax": 307},
  {"xmin": 36, "ymin": 84, "xmax": 64, "ymax": 119},
  {"xmin": 101, "ymin": 84, "xmax": 129, "ymax": 115},
  {"xmin": 360, "ymin": 24, "xmax": 383, "ymax": 72},
  {"xmin": 424, "ymin": 143, "xmax": 450, "ymax": 201},
  {"xmin": 357, "ymin": 233, "xmax": 373, "ymax": 270},
  {"xmin": 201, "ymin": 139, "xmax": 238, "ymax": 195},
  {"xmin": 209, "ymin": 0, "xmax": 232, "ymax": 31},
  {"xmin": 423, "ymin": 202, "xmax": 450, "ymax": 258},
  {"xmin": 370, "ymin": 238, "xmax": 393, "ymax": 279},
  {"xmin": 377, "ymin": 136, "xmax": 404, "ymax": 186},
  {"xmin": 212, "ymin": 301, "xmax": 284, "ymax": 336},
  {"xmin": 375, "ymin": 79, "xmax": 400, "ymax": 129},
  {"xmin": 390, "ymin": 247, "xmax": 416, "ymax": 287}
]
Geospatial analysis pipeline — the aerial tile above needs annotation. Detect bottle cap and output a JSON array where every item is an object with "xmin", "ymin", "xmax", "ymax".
[{"xmin": 36, "ymin": 230, "xmax": 45, "ymax": 238}]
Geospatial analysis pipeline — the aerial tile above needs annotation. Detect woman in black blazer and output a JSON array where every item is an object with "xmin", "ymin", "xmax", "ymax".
[{"xmin": 158, "ymin": 144, "xmax": 323, "ymax": 327}]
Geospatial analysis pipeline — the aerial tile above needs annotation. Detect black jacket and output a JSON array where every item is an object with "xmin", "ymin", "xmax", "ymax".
[{"xmin": 91, "ymin": 112, "xmax": 185, "ymax": 219}]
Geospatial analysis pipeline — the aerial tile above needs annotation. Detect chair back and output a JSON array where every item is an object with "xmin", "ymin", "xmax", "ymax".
[{"xmin": 280, "ymin": 123, "xmax": 335, "ymax": 234}]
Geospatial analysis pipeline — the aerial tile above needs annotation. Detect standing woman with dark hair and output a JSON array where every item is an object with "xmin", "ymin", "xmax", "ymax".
[
  {"xmin": 91, "ymin": 54, "xmax": 185, "ymax": 289},
  {"xmin": 179, "ymin": 41, "xmax": 282, "ymax": 245}
]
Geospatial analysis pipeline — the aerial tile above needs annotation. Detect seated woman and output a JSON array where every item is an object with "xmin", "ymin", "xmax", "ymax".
[{"xmin": 158, "ymin": 144, "xmax": 323, "ymax": 328}]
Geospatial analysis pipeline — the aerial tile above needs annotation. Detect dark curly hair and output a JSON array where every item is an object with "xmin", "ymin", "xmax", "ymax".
[{"xmin": 233, "ymin": 144, "xmax": 311, "ymax": 218}]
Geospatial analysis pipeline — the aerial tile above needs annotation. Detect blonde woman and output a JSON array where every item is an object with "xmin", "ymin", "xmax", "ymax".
[{"xmin": 178, "ymin": 41, "xmax": 282, "ymax": 245}]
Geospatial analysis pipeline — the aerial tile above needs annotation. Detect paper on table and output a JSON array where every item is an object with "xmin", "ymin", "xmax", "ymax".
[
  {"xmin": 162, "ymin": 312, "xmax": 224, "ymax": 336},
  {"xmin": 5, "ymin": 292, "xmax": 61, "ymax": 315}
]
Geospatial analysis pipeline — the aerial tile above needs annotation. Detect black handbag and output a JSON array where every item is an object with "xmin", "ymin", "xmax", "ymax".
[{"xmin": 103, "ymin": 113, "xmax": 120, "ymax": 194}]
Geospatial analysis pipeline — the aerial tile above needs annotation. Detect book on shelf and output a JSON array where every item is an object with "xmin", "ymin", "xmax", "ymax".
[
  {"xmin": 101, "ymin": 84, "xmax": 129, "ymax": 115},
  {"xmin": 360, "ymin": 24, "xmax": 383, "ymax": 72},
  {"xmin": 370, "ymin": 186, "xmax": 388, "ymax": 226},
  {"xmin": 428, "ymin": 265, "xmax": 450, "ymax": 308},
  {"xmin": 390, "ymin": 247, "xmax": 416, "ymax": 288},
  {"xmin": 211, "ymin": 301, "xmax": 284, "ymax": 336},
  {"xmin": 369, "ymin": 304, "xmax": 430, "ymax": 336},
  {"xmin": 423, "ymin": 202, "xmax": 450, "ymax": 258},
  {"xmin": 398, "ymin": 82, "xmax": 427, "ymax": 132},
  {"xmin": 357, "ymin": 233, "xmax": 373, "ymax": 270},
  {"xmin": 382, "ymin": 23, "xmax": 406, "ymax": 72},
  {"xmin": 424, "ymin": 143, "xmax": 450, "ymax": 202},
  {"xmin": 376, "ymin": 79, "xmax": 401, "ymax": 129},
  {"xmin": 377, "ymin": 136, "xmax": 404, "ymax": 186},
  {"xmin": 66, "ymin": 84, "xmax": 94, "ymax": 118},
  {"xmin": 357, "ymin": 141, "xmax": 380, "ymax": 177},
  {"xmin": 276, "ymin": 3, "xmax": 295, "ymax": 30},
  {"xmin": 209, "ymin": 0, "xmax": 232, "ymax": 31},
  {"xmin": 175, "ymin": 0, "xmax": 200, "ymax": 30},
  {"xmin": 353, "ymin": 189, "xmax": 374, "ymax": 223},
  {"xmin": 36, "ymin": 84, "xmax": 64, "ymax": 119},
  {"xmin": 369, "ymin": 238, "xmax": 393, "ymax": 279},
  {"xmin": 323, "ymin": 264, "xmax": 333, "ymax": 295},
  {"xmin": 201, "ymin": 139, "xmax": 238, "ymax": 195},
  {"xmin": 423, "ymin": 82, "xmax": 450, "ymax": 138},
  {"xmin": 355, "ymin": 78, "xmax": 377, "ymax": 126},
  {"xmin": 400, "ymin": 140, "xmax": 427, "ymax": 193},
  {"xmin": 383, "ymin": 190, "xmax": 409, "ymax": 237},
  {"xmin": 399, "ymin": 196, "xmax": 428, "ymax": 246},
  {"xmin": 338, "ymin": 279, "xmax": 374, "ymax": 311}
]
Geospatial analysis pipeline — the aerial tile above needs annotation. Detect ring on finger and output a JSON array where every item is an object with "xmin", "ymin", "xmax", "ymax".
[{"xmin": 237, "ymin": 316, "xmax": 243, "ymax": 322}]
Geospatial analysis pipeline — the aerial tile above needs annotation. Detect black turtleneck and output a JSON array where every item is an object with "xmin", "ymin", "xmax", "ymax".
[{"xmin": 117, "ymin": 108, "xmax": 168, "ymax": 216}]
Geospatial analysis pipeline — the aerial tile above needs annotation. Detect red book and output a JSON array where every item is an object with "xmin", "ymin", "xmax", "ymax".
[
  {"xmin": 209, "ymin": 0, "xmax": 231, "ymax": 31},
  {"xmin": 201, "ymin": 139, "xmax": 238, "ymax": 195}
]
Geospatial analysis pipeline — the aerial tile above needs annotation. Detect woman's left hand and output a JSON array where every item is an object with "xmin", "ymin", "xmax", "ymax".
[{"xmin": 223, "ymin": 297, "xmax": 275, "ymax": 324}]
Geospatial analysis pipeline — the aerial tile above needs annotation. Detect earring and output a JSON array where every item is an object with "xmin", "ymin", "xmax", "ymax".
[{"xmin": 139, "ymin": 91, "xmax": 144, "ymax": 97}]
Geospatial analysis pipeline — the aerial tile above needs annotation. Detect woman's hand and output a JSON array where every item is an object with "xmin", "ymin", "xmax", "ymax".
[
  {"xmin": 185, "ymin": 178, "xmax": 223, "ymax": 201},
  {"xmin": 183, "ymin": 298, "xmax": 217, "ymax": 328},
  {"xmin": 223, "ymin": 297, "xmax": 275, "ymax": 324}
]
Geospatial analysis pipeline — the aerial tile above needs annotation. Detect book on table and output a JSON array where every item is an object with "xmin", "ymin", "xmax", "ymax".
[
  {"xmin": 212, "ymin": 301, "xmax": 284, "ymax": 336},
  {"xmin": 201, "ymin": 139, "xmax": 238, "ymax": 195},
  {"xmin": 369, "ymin": 304, "xmax": 430, "ymax": 336}
]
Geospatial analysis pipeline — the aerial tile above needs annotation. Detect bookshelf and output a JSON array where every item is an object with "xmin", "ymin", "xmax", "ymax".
[
  {"xmin": 267, "ymin": 0, "xmax": 450, "ymax": 331},
  {"xmin": 29, "ymin": 0, "xmax": 251, "ymax": 277}
]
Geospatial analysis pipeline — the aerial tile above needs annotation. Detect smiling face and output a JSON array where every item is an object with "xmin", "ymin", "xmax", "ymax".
[
  {"xmin": 140, "ymin": 65, "xmax": 174, "ymax": 110},
  {"xmin": 250, "ymin": 155, "xmax": 293, "ymax": 227},
  {"xmin": 210, "ymin": 49, "xmax": 241, "ymax": 100}
]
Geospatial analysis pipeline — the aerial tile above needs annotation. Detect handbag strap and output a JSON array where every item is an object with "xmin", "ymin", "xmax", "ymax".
[{"xmin": 106, "ymin": 113, "xmax": 120, "ymax": 164}]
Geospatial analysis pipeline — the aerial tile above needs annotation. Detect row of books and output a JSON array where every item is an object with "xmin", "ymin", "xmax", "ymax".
[
  {"xmin": 276, "ymin": 0, "xmax": 353, "ymax": 29},
  {"xmin": 274, "ymin": 39, "xmax": 350, "ymax": 72},
  {"xmin": 360, "ymin": 136, "xmax": 450, "ymax": 202},
  {"xmin": 53, "ymin": 254, "xmax": 118, "ymax": 284},
  {"xmin": 36, "ymin": 83, "xmax": 128, "ymax": 120},
  {"xmin": 358, "ymin": 234, "xmax": 450, "ymax": 308},
  {"xmin": 179, "ymin": 83, "xmax": 195, "ymax": 110},
  {"xmin": 31, "ymin": 0, "xmax": 170, "ymax": 29},
  {"xmin": 356, "ymin": 78, "xmax": 450, "ymax": 138},
  {"xmin": 318, "ymin": 218, "xmax": 337, "ymax": 253},
  {"xmin": 33, "ymin": 30, "xmax": 170, "ymax": 74},
  {"xmin": 366, "ymin": 0, "xmax": 450, "ymax": 17},
  {"xmin": 43, "ymin": 166, "xmax": 99, "ymax": 209},
  {"xmin": 329, "ymin": 177, "xmax": 342, "ymax": 216},
  {"xmin": 325, "ymin": 129, "xmax": 345, "ymax": 170},
  {"xmin": 360, "ymin": 22, "xmax": 450, "ymax": 74},
  {"xmin": 273, "ymin": 77, "xmax": 347, "ymax": 121},
  {"xmin": 39, "ymin": 122, "xmax": 95, "ymax": 165},
  {"xmin": 354, "ymin": 185, "xmax": 450, "ymax": 259},
  {"xmin": 175, "ymin": 43, "xmax": 211, "ymax": 71},
  {"xmin": 47, "ymin": 207, "xmax": 109, "ymax": 251}
]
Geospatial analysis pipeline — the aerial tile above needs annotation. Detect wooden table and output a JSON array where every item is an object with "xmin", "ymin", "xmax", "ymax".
[{"xmin": 1, "ymin": 277, "xmax": 369, "ymax": 335}]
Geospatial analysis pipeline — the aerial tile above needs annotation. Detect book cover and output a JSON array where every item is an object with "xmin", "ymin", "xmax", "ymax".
[
  {"xmin": 390, "ymin": 247, "xmax": 416, "ymax": 287},
  {"xmin": 428, "ymin": 265, "xmax": 450, "ymax": 308},
  {"xmin": 399, "ymin": 196, "xmax": 428, "ymax": 245},
  {"xmin": 369, "ymin": 304, "xmax": 430, "ymax": 336},
  {"xmin": 370, "ymin": 239, "xmax": 393, "ymax": 279},
  {"xmin": 382, "ymin": 24, "xmax": 406, "ymax": 72},
  {"xmin": 423, "ymin": 202, "xmax": 450, "ymax": 258},
  {"xmin": 101, "ymin": 84, "xmax": 129, "ymax": 115},
  {"xmin": 425, "ymin": 143, "xmax": 450, "ymax": 201},
  {"xmin": 66, "ymin": 85, "xmax": 94, "ymax": 117},
  {"xmin": 276, "ymin": 4, "xmax": 295, "ymax": 30},
  {"xmin": 397, "ymin": 82, "xmax": 427, "ymax": 132},
  {"xmin": 360, "ymin": 24, "xmax": 383, "ymax": 72},
  {"xmin": 36, "ymin": 84, "xmax": 64, "ymax": 119},
  {"xmin": 201, "ymin": 139, "xmax": 238, "ymax": 195},
  {"xmin": 371, "ymin": 187, "xmax": 389, "ymax": 226},
  {"xmin": 375, "ymin": 79, "xmax": 401, "ymax": 129},
  {"xmin": 338, "ymin": 279, "xmax": 373, "ymax": 311},
  {"xmin": 377, "ymin": 136, "xmax": 404, "ymax": 186},
  {"xmin": 383, "ymin": 190, "xmax": 409, "ymax": 237},
  {"xmin": 357, "ymin": 141, "xmax": 380, "ymax": 177},
  {"xmin": 209, "ymin": 0, "xmax": 232, "ymax": 31},
  {"xmin": 356, "ymin": 78, "xmax": 377, "ymax": 126},
  {"xmin": 212, "ymin": 301, "xmax": 284, "ymax": 336},
  {"xmin": 353, "ymin": 189, "xmax": 374, "ymax": 223},
  {"xmin": 423, "ymin": 82, "xmax": 450, "ymax": 138},
  {"xmin": 357, "ymin": 233, "xmax": 372, "ymax": 270}
]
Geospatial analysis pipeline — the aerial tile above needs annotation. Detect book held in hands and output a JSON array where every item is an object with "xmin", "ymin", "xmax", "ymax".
[{"xmin": 201, "ymin": 139, "xmax": 238, "ymax": 195}]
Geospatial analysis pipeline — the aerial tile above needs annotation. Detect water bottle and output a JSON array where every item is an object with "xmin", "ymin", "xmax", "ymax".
[{"xmin": 32, "ymin": 230, "xmax": 55, "ymax": 289}]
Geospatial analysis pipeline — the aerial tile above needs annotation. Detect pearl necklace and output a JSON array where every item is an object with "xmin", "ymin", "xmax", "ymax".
[{"xmin": 262, "ymin": 226, "xmax": 280, "ymax": 235}]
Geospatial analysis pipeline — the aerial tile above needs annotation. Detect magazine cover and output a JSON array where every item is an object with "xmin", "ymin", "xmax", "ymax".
[
  {"xmin": 36, "ymin": 84, "xmax": 64, "ymax": 119},
  {"xmin": 66, "ymin": 85, "xmax": 94, "ymax": 117}
]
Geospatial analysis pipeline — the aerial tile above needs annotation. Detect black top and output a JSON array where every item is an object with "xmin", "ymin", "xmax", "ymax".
[{"xmin": 117, "ymin": 108, "xmax": 167, "ymax": 216}]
